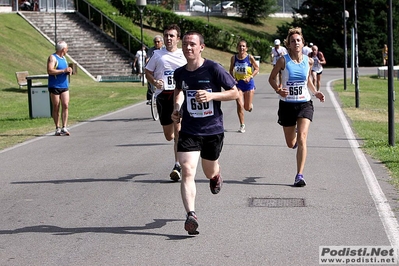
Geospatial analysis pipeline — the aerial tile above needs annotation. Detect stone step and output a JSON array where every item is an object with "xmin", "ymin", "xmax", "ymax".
[{"xmin": 22, "ymin": 11, "xmax": 135, "ymax": 78}]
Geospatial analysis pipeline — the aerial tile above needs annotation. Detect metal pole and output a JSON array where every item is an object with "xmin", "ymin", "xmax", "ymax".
[
  {"xmin": 354, "ymin": 0, "xmax": 359, "ymax": 108},
  {"xmin": 351, "ymin": 27, "xmax": 355, "ymax": 84},
  {"xmin": 387, "ymin": 0, "xmax": 395, "ymax": 146},
  {"xmin": 140, "ymin": 7, "xmax": 144, "ymax": 86},
  {"xmin": 343, "ymin": 2, "xmax": 348, "ymax": 90},
  {"xmin": 206, "ymin": 0, "xmax": 209, "ymax": 23},
  {"xmin": 54, "ymin": 0, "xmax": 57, "ymax": 46},
  {"xmin": 136, "ymin": 0, "xmax": 146, "ymax": 85}
]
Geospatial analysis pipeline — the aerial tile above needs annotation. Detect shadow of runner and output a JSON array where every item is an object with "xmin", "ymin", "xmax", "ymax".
[{"xmin": 0, "ymin": 219, "xmax": 193, "ymax": 240}]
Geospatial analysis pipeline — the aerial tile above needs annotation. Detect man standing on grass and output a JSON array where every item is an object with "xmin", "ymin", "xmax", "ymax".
[{"xmin": 47, "ymin": 40, "xmax": 72, "ymax": 136}]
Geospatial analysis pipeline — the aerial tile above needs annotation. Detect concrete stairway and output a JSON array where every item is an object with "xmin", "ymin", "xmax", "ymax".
[{"xmin": 21, "ymin": 11, "xmax": 136, "ymax": 79}]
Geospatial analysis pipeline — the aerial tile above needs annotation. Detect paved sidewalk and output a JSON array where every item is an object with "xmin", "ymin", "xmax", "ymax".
[{"xmin": 0, "ymin": 67, "xmax": 398, "ymax": 266}]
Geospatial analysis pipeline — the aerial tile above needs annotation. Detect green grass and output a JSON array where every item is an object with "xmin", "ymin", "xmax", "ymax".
[
  {"xmin": 333, "ymin": 76, "xmax": 399, "ymax": 188},
  {"xmin": 0, "ymin": 13, "xmax": 147, "ymax": 150}
]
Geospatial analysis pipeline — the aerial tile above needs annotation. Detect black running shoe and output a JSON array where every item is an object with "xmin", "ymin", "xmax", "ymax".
[
  {"xmin": 170, "ymin": 164, "xmax": 181, "ymax": 182},
  {"xmin": 292, "ymin": 142, "xmax": 298, "ymax": 149},
  {"xmin": 210, "ymin": 173, "xmax": 223, "ymax": 194},
  {"xmin": 185, "ymin": 211, "xmax": 199, "ymax": 235}
]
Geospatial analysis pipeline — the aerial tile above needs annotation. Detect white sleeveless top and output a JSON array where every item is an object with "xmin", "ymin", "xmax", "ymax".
[{"xmin": 280, "ymin": 54, "xmax": 312, "ymax": 103}]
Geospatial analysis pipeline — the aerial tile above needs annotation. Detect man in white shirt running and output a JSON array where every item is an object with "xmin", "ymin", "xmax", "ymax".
[
  {"xmin": 270, "ymin": 39, "xmax": 287, "ymax": 87},
  {"xmin": 145, "ymin": 24, "xmax": 187, "ymax": 181}
]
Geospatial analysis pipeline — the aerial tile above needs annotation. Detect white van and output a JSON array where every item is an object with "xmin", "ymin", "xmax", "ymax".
[{"xmin": 190, "ymin": 0, "xmax": 211, "ymax": 12}]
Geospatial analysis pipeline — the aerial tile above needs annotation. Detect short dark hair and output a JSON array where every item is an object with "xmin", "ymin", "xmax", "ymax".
[
  {"xmin": 164, "ymin": 24, "xmax": 181, "ymax": 38},
  {"xmin": 183, "ymin": 31, "xmax": 204, "ymax": 45}
]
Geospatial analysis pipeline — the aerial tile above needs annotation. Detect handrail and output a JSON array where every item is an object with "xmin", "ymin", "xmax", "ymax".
[{"xmin": 75, "ymin": 0, "xmax": 143, "ymax": 55}]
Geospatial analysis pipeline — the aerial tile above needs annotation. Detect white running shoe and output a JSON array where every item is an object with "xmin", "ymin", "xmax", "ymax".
[
  {"xmin": 238, "ymin": 124, "xmax": 245, "ymax": 133},
  {"xmin": 61, "ymin": 127, "xmax": 70, "ymax": 136}
]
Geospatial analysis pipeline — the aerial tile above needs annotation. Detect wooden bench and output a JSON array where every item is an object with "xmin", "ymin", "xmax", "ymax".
[{"xmin": 15, "ymin": 71, "xmax": 43, "ymax": 89}]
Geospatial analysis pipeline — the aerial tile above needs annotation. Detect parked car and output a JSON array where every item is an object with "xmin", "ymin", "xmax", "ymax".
[
  {"xmin": 212, "ymin": 1, "xmax": 236, "ymax": 12},
  {"xmin": 190, "ymin": 0, "xmax": 211, "ymax": 13}
]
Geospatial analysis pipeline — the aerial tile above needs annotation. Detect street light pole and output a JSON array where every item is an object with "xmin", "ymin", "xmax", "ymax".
[
  {"xmin": 354, "ymin": 0, "xmax": 359, "ymax": 108},
  {"xmin": 54, "ymin": 0, "xmax": 57, "ymax": 46},
  {"xmin": 387, "ymin": 0, "xmax": 395, "ymax": 146},
  {"xmin": 343, "ymin": 3, "xmax": 349, "ymax": 90},
  {"xmin": 136, "ymin": 0, "xmax": 147, "ymax": 86}
]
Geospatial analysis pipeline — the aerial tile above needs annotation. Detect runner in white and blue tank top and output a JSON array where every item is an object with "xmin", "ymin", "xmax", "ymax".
[
  {"xmin": 279, "ymin": 53, "xmax": 312, "ymax": 103},
  {"xmin": 268, "ymin": 27, "xmax": 325, "ymax": 188}
]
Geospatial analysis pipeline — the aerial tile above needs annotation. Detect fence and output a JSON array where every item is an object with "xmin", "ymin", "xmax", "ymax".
[{"xmin": 75, "ymin": 0, "xmax": 143, "ymax": 55}]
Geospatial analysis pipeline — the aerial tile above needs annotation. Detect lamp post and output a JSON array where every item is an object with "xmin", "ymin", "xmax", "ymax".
[
  {"xmin": 354, "ymin": 0, "xmax": 359, "ymax": 108},
  {"xmin": 54, "ymin": 0, "xmax": 57, "ymax": 46},
  {"xmin": 343, "ymin": 5, "xmax": 349, "ymax": 90},
  {"xmin": 136, "ymin": 0, "xmax": 146, "ymax": 86},
  {"xmin": 387, "ymin": 0, "xmax": 394, "ymax": 146}
]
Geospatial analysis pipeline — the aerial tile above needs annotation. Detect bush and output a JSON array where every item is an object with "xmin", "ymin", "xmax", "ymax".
[{"xmin": 87, "ymin": 0, "xmax": 272, "ymax": 62}]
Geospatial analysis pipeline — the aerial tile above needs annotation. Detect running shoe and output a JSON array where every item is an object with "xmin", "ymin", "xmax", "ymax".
[
  {"xmin": 61, "ymin": 127, "xmax": 70, "ymax": 136},
  {"xmin": 294, "ymin": 174, "xmax": 306, "ymax": 187},
  {"xmin": 170, "ymin": 164, "xmax": 181, "ymax": 182},
  {"xmin": 248, "ymin": 103, "xmax": 253, "ymax": 112},
  {"xmin": 292, "ymin": 142, "xmax": 298, "ymax": 149},
  {"xmin": 293, "ymin": 128, "xmax": 298, "ymax": 148},
  {"xmin": 185, "ymin": 211, "xmax": 199, "ymax": 235},
  {"xmin": 146, "ymin": 100, "xmax": 151, "ymax": 105},
  {"xmin": 210, "ymin": 173, "xmax": 223, "ymax": 194},
  {"xmin": 55, "ymin": 127, "xmax": 61, "ymax": 136},
  {"xmin": 238, "ymin": 124, "xmax": 245, "ymax": 133}
]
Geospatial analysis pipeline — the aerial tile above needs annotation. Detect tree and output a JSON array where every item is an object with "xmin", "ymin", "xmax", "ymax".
[
  {"xmin": 276, "ymin": 0, "xmax": 399, "ymax": 67},
  {"xmin": 237, "ymin": 0, "xmax": 279, "ymax": 24}
]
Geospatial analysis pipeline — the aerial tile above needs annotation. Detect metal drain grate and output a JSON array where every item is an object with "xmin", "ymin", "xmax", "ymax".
[{"xmin": 249, "ymin": 197, "xmax": 306, "ymax": 207}]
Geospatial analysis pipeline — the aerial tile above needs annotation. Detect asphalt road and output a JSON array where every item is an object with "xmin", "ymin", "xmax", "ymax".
[{"xmin": 0, "ymin": 67, "xmax": 398, "ymax": 266}]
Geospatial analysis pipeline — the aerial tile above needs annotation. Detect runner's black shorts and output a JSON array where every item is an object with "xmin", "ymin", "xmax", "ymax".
[
  {"xmin": 156, "ymin": 90, "xmax": 174, "ymax": 126},
  {"xmin": 277, "ymin": 100, "xmax": 314, "ymax": 127},
  {"xmin": 48, "ymin": 88, "xmax": 69, "ymax": 95},
  {"xmin": 177, "ymin": 131, "xmax": 224, "ymax": 161}
]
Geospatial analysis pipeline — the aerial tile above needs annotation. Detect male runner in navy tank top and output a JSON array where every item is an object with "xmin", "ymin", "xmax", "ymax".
[{"xmin": 172, "ymin": 31, "xmax": 239, "ymax": 235}]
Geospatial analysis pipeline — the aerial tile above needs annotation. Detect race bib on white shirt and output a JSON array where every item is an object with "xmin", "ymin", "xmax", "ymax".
[
  {"xmin": 284, "ymin": 81, "xmax": 308, "ymax": 102},
  {"xmin": 186, "ymin": 89, "xmax": 214, "ymax": 118},
  {"xmin": 162, "ymin": 70, "xmax": 175, "ymax": 90}
]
